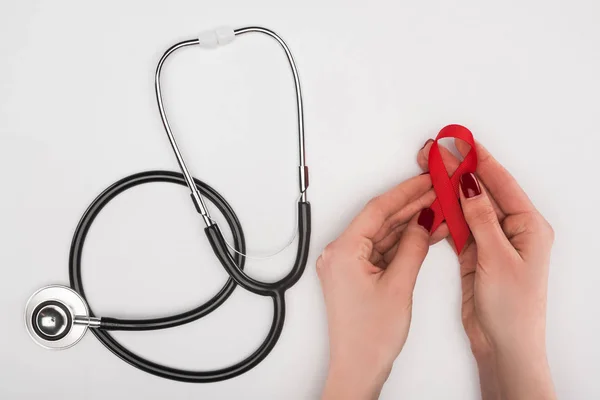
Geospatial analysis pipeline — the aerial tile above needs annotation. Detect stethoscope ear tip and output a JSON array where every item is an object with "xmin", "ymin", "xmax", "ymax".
[{"xmin": 25, "ymin": 285, "xmax": 90, "ymax": 350}]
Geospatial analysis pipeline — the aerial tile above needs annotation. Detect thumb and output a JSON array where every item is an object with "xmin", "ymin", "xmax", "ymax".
[
  {"xmin": 459, "ymin": 173, "xmax": 512, "ymax": 253},
  {"xmin": 382, "ymin": 208, "xmax": 433, "ymax": 291}
]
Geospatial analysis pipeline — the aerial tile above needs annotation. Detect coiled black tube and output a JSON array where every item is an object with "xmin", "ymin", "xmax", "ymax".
[{"xmin": 68, "ymin": 170, "xmax": 311, "ymax": 382}]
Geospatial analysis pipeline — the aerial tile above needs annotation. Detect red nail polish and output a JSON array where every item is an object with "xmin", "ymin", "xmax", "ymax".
[
  {"xmin": 418, "ymin": 208, "xmax": 434, "ymax": 232},
  {"xmin": 460, "ymin": 173, "xmax": 481, "ymax": 198},
  {"xmin": 420, "ymin": 139, "xmax": 433, "ymax": 150}
]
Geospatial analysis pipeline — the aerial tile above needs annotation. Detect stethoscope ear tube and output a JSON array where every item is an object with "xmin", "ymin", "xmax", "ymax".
[
  {"xmin": 204, "ymin": 201, "xmax": 311, "ymax": 297},
  {"xmin": 281, "ymin": 201, "xmax": 311, "ymax": 291}
]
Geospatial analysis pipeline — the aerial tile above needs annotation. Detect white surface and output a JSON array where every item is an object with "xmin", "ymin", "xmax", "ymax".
[{"xmin": 1, "ymin": 1, "xmax": 599, "ymax": 399}]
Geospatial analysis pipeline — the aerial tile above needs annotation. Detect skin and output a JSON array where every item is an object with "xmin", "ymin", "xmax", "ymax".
[{"xmin": 318, "ymin": 140, "xmax": 556, "ymax": 400}]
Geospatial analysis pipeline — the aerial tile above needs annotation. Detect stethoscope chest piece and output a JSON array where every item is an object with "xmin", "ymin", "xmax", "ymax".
[{"xmin": 25, "ymin": 285, "xmax": 92, "ymax": 350}]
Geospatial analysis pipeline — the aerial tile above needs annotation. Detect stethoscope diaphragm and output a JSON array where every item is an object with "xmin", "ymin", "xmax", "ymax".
[{"xmin": 25, "ymin": 285, "xmax": 91, "ymax": 350}]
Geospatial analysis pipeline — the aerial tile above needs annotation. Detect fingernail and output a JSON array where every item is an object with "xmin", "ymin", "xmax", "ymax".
[
  {"xmin": 460, "ymin": 173, "xmax": 481, "ymax": 198},
  {"xmin": 418, "ymin": 207, "xmax": 434, "ymax": 232},
  {"xmin": 419, "ymin": 172, "xmax": 429, "ymax": 176},
  {"xmin": 420, "ymin": 139, "xmax": 433, "ymax": 150}
]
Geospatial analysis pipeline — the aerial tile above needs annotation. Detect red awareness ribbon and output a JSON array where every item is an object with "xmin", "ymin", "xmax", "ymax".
[{"xmin": 428, "ymin": 124, "xmax": 478, "ymax": 253}]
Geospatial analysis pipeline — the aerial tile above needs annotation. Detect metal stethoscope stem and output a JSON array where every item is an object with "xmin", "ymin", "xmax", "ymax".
[{"xmin": 155, "ymin": 26, "xmax": 309, "ymax": 228}]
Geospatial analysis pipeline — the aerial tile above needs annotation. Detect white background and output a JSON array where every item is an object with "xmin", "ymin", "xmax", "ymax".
[{"xmin": 1, "ymin": 0, "xmax": 599, "ymax": 399}]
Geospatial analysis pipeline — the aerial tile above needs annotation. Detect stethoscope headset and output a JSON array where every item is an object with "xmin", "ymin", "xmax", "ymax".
[{"xmin": 24, "ymin": 26, "xmax": 311, "ymax": 383}]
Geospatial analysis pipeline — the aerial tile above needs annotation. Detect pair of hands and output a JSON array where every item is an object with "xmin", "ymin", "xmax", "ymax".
[{"xmin": 318, "ymin": 140, "xmax": 556, "ymax": 400}]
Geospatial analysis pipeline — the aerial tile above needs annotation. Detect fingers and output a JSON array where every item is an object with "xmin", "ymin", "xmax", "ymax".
[
  {"xmin": 372, "ymin": 223, "xmax": 406, "ymax": 257},
  {"xmin": 431, "ymin": 222, "xmax": 450, "ymax": 245},
  {"xmin": 501, "ymin": 212, "xmax": 555, "ymax": 263},
  {"xmin": 348, "ymin": 174, "xmax": 432, "ymax": 239},
  {"xmin": 371, "ymin": 185, "xmax": 438, "ymax": 244},
  {"xmin": 455, "ymin": 139, "xmax": 536, "ymax": 216},
  {"xmin": 381, "ymin": 208, "xmax": 433, "ymax": 289},
  {"xmin": 370, "ymin": 187, "xmax": 449, "ymax": 266},
  {"xmin": 459, "ymin": 173, "xmax": 515, "ymax": 258},
  {"xmin": 370, "ymin": 221, "xmax": 449, "ymax": 267}
]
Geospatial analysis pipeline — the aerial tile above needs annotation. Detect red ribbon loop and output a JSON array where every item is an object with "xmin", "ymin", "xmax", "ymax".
[{"xmin": 428, "ymin": 124, "xmax": 478, "ymax": 253}]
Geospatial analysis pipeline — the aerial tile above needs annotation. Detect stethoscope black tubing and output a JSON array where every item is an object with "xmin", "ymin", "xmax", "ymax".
[
  {"xmin": 68, "ymin": 170, "xmax": 311, "ymax": 382},
  {"xmin": 70, "ymin": 170, "xmax": 246, "ymax": 331},
  {"xmin": 205, "ymin": 202, "xmax": 311, "ymax": 296}
]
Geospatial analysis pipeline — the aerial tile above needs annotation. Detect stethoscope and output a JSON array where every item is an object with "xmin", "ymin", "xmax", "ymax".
[{"xmin": 24, "ymin": 26, "xmax": 311, "ymax": 383}]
